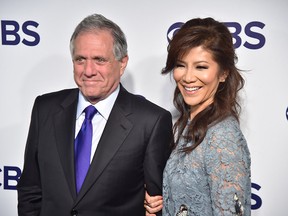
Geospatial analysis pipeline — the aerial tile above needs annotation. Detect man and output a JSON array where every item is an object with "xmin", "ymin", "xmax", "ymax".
[{"xmin": 17, "ymin": 14, "xmax": 172, "ymax": 216}]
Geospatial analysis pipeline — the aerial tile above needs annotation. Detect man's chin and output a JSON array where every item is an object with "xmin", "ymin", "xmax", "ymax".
[{"xmin": 83, "ymin": 93, "xmax": 102, "ymax": 104}]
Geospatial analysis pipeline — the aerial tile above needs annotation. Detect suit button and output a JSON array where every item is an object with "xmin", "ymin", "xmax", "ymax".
[{"xmin": 71, "ymin": 209, "xmax": 78, "ymax": 216}]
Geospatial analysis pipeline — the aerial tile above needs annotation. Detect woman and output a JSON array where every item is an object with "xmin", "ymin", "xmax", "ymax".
[{"xmin": 145, "ymin": 17, "xmax": 251, "ymax": 216}]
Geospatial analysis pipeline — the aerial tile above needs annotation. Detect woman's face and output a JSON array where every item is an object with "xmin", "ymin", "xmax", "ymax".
[{"xmin": 173, "ymin": 46, "xmax": 226, "ymax": 119}]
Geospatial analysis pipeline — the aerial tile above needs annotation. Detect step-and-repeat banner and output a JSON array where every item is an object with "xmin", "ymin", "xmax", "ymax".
[{"xmin": 1, "ymin": 0, "xmax": 287, "ymax": 215}]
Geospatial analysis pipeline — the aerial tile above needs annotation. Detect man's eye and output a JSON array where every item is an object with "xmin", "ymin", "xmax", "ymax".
[
  {"xmin": 74, "ymin": 57, "xmax": 85, "ymax": 63},
  {"xmin": 95, "ymin": 57, "xmax": 107, "ymax": 63}
]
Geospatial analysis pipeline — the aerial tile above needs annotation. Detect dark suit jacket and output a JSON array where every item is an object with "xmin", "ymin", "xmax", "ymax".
[{"xmin": 17, "ymin": 85, "xmax": 173, "ymax": 216}]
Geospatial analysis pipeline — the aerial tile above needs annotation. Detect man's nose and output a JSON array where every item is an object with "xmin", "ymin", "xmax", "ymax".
[{"xmin": 84, "ymin": 60, "xmax": 96, "ymax": 76}]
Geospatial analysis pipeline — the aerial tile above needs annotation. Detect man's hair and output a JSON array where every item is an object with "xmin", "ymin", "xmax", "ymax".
[{"xmin": 70, "ymin": 14, "xmax": 128, "ymax": 60}]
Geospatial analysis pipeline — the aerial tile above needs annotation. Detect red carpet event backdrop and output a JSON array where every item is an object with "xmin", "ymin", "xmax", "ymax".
[{"xmin": 1, "ymin": 0, "xmax": 287, "ymax": 215}]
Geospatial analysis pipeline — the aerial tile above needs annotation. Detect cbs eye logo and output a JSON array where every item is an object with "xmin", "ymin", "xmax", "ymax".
[{"xmin": 167, "ymin": 21, "xmax": 266, "ymax": 50}]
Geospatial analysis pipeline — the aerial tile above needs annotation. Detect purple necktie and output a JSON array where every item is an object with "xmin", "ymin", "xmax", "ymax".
[{"xmin": 75, "ymin": 105, "xmax": 97, "ymax": 193}]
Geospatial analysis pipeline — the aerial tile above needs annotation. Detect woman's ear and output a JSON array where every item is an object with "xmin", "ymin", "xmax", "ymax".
[{"xmin": 220, "ymin": 71, "xmax": 228, "ymax": 82}]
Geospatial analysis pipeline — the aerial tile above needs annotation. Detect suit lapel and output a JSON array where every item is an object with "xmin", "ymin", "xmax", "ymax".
[
  {"xmin": 75, "ymin": 86, "xmax": 133, "ymax": 203},
  {"xmin": 53, "ymin": 89, "xmax": 78, "ymax": 199}
]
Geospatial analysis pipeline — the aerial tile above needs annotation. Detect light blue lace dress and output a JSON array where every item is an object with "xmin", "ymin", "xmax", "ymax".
[{"xmin": 163, "ymin": 116, "xmax": 251, "ymax": 216}]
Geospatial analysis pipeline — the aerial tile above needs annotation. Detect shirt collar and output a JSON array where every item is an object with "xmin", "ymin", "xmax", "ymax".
[{"xmin": 76, "ymin": 85, "xmax": 120, "ymax": 120}]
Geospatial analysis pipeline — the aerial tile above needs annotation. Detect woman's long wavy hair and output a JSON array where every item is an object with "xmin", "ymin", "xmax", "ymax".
[{"xmin": 162, "ymin": 17, "xmax": 245, "ymax": 152}]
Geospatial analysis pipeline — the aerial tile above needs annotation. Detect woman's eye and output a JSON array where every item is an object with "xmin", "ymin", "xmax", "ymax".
[
  {"xmin": 196, "ymin": 65, "xmax": 208, "ymax": 69},
  {"xmin": 175, "ymin": 64, "xmax": 184, "ymax": 68}
]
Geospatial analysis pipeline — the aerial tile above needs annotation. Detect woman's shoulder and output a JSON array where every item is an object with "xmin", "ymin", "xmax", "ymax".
[
  {"xmin": 203, "ymin": 115, "xmax": 251, "ymax": 178},
  {"xmin": 207, "ymin": 116, "xmax": 241, "ymax": 136},
  {"xmin": 205, "ymin": 116, "xmax": 248, "ymax": 150}
]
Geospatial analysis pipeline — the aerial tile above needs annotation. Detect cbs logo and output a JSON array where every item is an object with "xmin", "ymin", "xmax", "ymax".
[
  {"xmin": 167, "ymin": 21, "xmax": 266, "ymax": 50},
  {"xmin": 1, "ymin": 20, "xmax": 40, "ymax": 46}
]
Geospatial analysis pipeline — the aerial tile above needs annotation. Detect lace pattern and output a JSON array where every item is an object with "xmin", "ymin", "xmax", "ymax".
[{"xmin": 163, "ymin": 116, "xmax": 251, "ymax": 216}]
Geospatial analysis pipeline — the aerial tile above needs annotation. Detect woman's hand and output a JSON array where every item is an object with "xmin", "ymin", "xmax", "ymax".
[{"xmin": 144, "ymin": 191, "xmax": 163, "ymax": 215}]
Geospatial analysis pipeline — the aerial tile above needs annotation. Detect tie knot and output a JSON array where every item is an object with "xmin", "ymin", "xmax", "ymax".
[{"xmin": 84, "ymin": 105, "xmax": 97, "ymax": 120}]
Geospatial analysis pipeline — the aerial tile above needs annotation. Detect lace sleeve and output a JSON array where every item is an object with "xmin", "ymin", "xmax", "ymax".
[{"xmin": 204, "ymin": 121, "xmax": 251, "ymax": 216}]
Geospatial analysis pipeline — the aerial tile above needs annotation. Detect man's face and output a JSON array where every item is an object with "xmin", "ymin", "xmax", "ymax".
[{"xmin": 72, "ymin": 30, "xmax": 128, "ymax": 104}]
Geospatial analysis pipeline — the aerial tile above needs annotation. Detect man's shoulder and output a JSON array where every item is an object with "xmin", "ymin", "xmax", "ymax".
[
  {"xmin": 36, "ymin": 88, "xmax": 77, "ymax": 100},
  {"xmin": 39, "ymin": 88, "xmax": 77, "ymax": 98},
  {"xmin": 34, "ymin": 88, "xmax": 78, "ymax": 107},
  {"xmin": 119, "ymin": 87, "xmax": 169, "ymax": 114}
]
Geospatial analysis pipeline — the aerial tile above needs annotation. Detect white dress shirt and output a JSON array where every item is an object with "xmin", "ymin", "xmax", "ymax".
[{"xmin": 75, "ymin": 85, "xmax": 120, "ymax": 162}]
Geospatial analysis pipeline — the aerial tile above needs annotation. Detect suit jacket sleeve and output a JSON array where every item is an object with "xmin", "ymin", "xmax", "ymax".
[
  {"xmin": 144, "ymin": 109, "xmax": 173, "ymax": 196},
  {"xmin": 17, "ymin": 97, "xmax": 42, "ymax": 216}
]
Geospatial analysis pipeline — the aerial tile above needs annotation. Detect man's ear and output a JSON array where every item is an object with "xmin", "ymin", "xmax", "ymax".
[{"xmin": 120, "ymin": 55, "xmax": 129, "ymax": 76}]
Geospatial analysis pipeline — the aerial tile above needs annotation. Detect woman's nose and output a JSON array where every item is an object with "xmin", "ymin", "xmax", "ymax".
[{"xmin": 183, "ymin": 69, "xmax": 196, "ymax": 83}]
